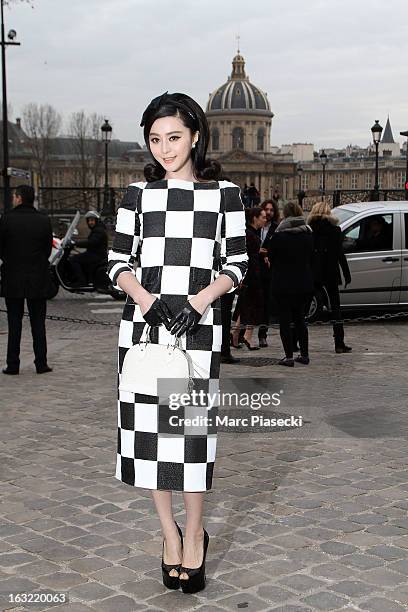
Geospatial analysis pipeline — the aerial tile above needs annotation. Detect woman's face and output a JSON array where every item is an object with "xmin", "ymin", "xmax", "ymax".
[
  {"xmin": 149, "ymin": 114, "xmax": 197, "ymax": 177},
  {"xmin": 254, "ymin": 210, "xmax": 267, "ymax": 229}
]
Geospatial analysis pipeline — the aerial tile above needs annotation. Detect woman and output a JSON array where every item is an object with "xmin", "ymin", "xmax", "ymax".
[
  {"xmin": 308, "ymin": 201, "xmax": 352, "ymax": 353},
  {"xmin": 107, "ymin": 91, "xmax": 248, "ymax": 594},
  {"xmin": 268, "ymin": 201, "xmax": 314, "ymax": 367},
  {"xmin": 231, "ymin": 207, "xmax": 266, "ymax": 350},
  {"xmin": 258, "ymin": 199, "xmax": 281, "ymax": 347}
]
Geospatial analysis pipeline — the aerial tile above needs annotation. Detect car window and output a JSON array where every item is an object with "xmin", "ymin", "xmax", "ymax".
[
  {"xmin": 343, "ymin": 213, "xmax": 394, "ymax": 253},
  {"xmin": 334, "ymin": 208, "xmax": 358, "ymax": 224},
  {"xmin": 405, "ymin": 213, "xmax": 408, "ymax": 249}
]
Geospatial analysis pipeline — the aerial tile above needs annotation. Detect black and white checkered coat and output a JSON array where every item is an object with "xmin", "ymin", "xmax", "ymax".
[{"xmin": 107, "ymin": 178, "xmax": 248, "ymax": 491}]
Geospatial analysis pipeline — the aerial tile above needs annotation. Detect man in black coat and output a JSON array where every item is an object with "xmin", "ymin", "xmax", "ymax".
[
  {"xmin": 0, "ymin": 185, "xmax": 53, "ymax": 374},
  {"xmin": 70, "ymin": 210, "xmax": 108, "ymax": 287},
  {"xmin": 268, "ymin": 201, "xmax": 314, "ymax": 366}
]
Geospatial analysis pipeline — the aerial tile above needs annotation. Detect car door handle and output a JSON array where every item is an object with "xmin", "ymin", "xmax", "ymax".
[{"xmin": 382, "ymin": 257, "xmax": 399, "ymax": 262}]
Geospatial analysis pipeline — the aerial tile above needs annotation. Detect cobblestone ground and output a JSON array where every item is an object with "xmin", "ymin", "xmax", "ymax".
[{"xmin": 0, "ymin": 292, "xmax": 407, "ymax": 612}]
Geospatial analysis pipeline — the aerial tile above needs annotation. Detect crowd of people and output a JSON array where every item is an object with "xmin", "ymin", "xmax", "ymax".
[{"xmin": 221, "ymin": 198, "xmax": 352, "ymax": 367}]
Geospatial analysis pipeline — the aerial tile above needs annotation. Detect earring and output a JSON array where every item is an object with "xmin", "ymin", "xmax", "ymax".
[{"xmin": 192, "ymin": 142, "xmax": 196, "ymax": 149}]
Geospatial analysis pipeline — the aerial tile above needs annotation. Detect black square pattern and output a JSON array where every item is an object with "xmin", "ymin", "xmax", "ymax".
[{"xmin": 109, "ymin": 180, "xmax": 249, "ymax": 492}]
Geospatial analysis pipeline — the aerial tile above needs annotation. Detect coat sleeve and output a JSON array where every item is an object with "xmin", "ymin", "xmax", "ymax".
[
  {"xmin": 336, "ymin": 226, "xmax": 351, "ymax": 283},
  {"xmin": 218, "ymin": 184, "xmax": 248, "ymax": 294},
  {"xmin": 107, "ymin": 184, "xmax": 141, "ymax": 290},
  {"xmin": 45, "ymin": 217, "xmax": 53, "ymax": 258}
]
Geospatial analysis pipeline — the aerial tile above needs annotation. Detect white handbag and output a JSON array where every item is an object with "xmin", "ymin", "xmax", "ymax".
[{"xmin": 119, "ymin": 324, "xmax": 195, "ymax": 397}]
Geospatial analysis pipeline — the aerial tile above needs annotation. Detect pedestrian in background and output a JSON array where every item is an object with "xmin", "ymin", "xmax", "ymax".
[
  {"xmin": 247, "ymin": 182, "xmax": 260, "ymax": 206},
  {"xmin": 307, "ymin": 201, "xmax": 352, "ymax": 353},
  {"xmin": 258, "ymin": 198, "xmax": 280, "ymax": 347},
  {"xmin": 231, "ymin": 206, "xmax": 266, "ymax": 350},
  {"xmin": 0, "ymin": 185, "xmax": 53, "ymax": 374},
  {"xmin": 241, "ymin": 183, "xmax": 250, "ymax": 207},
  {"xmin": 268, "ymin": 201, "xmax": 314, "ymax": 367},
  {"xmin": 70, "ymin": 210, "xmax": 108, "ymax": 287}
]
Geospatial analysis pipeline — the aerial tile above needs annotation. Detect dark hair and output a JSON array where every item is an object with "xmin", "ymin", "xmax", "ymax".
[
  {"xmin": 245, "ymin": 206, "xmax": 263, "ymax": 226},
  {"xmin": 261, "ymin": 198, "xmax": 280, "ymax": 222},
  {"xmin": 283, "ymin": 201, "xmax": 303, "ymax": 218},
  {"xmin": 140, "ymin": 91, "xmax": 223, "ymax": 182},
  {"xmin": 15, "ymin": 184, "xmax": 35, "ymax": 205}
]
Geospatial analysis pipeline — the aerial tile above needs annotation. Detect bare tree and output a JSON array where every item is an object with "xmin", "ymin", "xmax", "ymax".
[
  {"xmin": 89, "ymin": 112, "xmax": 104, "ymax": 188},
  {"xmin": 68, "ymin": 110, "xmax": 104, "ymax": 189},
  {"xmin": 22, "ymin": 102, "xmax": 62, "ymax": 187}
]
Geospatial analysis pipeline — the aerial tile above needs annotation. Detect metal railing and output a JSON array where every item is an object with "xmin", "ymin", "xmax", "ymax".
[
  {"xmin": 37, "ymin": 186, "xmax": 128, "ymax": 217},
  {"xmin": 302, "ymin": 188, "xmax": 407, "ymax": 211}
]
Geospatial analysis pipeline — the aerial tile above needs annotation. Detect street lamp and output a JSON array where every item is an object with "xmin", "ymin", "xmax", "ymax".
[
  {"xmin": 297, "ymin": 162, "xmax": 303, "ymax": 192},
  {"xmin": 296, "ymin": 162, "xmax": 305, "ymax": 208},
  {"xmin": 371, "ymin": 119, "xmax": 383, "ymax": 201},
  {"xmin": 320, "ymin": 150, "xmax": 328, "ymax": 196},
  {"xmin": 1, "ymin": 0, "xmax": 21, "ymax": 211},
  {"xmin": 400, "ymin": 130, "xmax": 408, "ymax": 200},
  {"xmin": 101, "ymin": 119, "xmax": 112, "ymax": 215}
]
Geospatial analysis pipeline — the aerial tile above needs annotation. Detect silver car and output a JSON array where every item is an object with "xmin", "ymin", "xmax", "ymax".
[{"xmin": 309, "ymin": 200, "xmax": 408, "ymax": 320}]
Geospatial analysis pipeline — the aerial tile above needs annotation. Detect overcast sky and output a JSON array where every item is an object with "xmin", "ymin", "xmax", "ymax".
[{"xmin": 6, "ymin": 0, "xmax": 408, "ymax": 150}]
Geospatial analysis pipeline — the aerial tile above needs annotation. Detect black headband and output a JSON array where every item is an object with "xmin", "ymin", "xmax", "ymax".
[{"xmin": 140, "ymin": 91, "xmax": 196, "ymax": 127}]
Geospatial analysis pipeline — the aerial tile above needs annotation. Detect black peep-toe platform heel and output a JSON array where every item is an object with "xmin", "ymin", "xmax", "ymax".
[
  {"xmin": 162, "ymin": 522, "xmax": 183, "ymax": 590},
  {"xmin": 180, "ymin": 528, "xmax": 209, "ymax": 594}
]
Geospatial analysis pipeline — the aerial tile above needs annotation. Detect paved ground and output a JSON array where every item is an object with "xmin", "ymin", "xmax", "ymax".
[{"xmin": 0, "ymin": 291, "xmax": 407, "ymax": 612}]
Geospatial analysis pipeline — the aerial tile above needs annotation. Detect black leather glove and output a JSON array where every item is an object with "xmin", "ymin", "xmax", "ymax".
[
  {"xmin": 143, "ymin": 297, "xmax": 172, "ymax": 329},
  {"xmin": 168, "ymin": 302, "xmax": 202, "ymax": 337}
]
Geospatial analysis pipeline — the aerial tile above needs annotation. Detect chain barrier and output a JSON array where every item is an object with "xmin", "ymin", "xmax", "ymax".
[
  {"xmin": 0, "ymin": 308, "xmax": 119, "ymax": 327},
  {"xmin": 1, "ymin": 308, "xmax": 408, "ymax": 329}
]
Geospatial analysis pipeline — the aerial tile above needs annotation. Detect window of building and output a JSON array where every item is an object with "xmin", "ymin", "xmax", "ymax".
[
  {"xmin": 335, "ymin": 174, "xmax": 343, "ymax": 189},
  {"xmin": 257, "ymin": 127, "xmax": 265, "ymax": 151},
  {"xmin": 119, "ymin": 173, "xmax": 126, "ymax": 187},
  {"xmin": 73, "ymin": 171, "xmax": 81, "ymax": 187},
  {"xmin": 351, "ymin": 173, "xmax": 358, "ymax": 189},
  {"xmin": 232, "ymin": 127, "xmax": 244, "ymax": 149},
  {"xmin": 365, "ymin": 174, "xmax": 372, "ymax": 189},
  {"xmin": 211, "ymin": 127, "xmax": 220, "ymax": 151},
  {"xmin": 54, "ymin": 170, "xmax": 64, "ymax": 187},
  {"xmin": 396, "ymin": 171, "xmax": 404, "ymax": 189},
  {"xmin": 301, "ymin": 174, "xmax": 308, "ymax": 190}
]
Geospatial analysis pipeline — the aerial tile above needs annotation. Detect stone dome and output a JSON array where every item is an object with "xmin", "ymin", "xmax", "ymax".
[{"xmin": 207, "ymin": 52, "xmax": 271, "ymax": 114}]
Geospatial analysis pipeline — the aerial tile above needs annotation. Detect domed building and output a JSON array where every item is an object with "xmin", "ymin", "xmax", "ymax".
[
  {"xmin": 206, "ymin": 51, "xmax": 273, "ymax": 155},
  {"xmin": 206, "ymin": 50, "xmax": 295, "ymax": 199}
]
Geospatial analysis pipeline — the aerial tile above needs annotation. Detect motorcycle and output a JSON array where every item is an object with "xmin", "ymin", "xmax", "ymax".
[{"xmin": 47, "ymin": 211, "xmax": 125, "ymax": 300}]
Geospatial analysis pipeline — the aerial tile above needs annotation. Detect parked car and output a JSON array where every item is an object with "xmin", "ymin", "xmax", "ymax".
[{"xmin": 308, "ymin": 201, "xmax": 408, "ymax": 320}]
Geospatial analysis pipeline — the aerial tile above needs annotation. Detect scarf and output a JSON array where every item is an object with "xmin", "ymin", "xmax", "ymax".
[{"xmin": 275, "ymin": 215, "xmax": 312, "ymax": 234}]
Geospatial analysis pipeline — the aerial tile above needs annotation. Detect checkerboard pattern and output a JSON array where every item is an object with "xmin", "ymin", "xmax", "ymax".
[{"xmin": 107, "ymin": 178, "xmax": 248, "ymax": 491}]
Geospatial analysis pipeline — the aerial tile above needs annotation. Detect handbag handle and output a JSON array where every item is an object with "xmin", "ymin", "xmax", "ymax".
[
  {"xmin": 139, "ymin": 323, "xmax": 197, "ymax": 391},
  {"xmin": 140, "ymin": 324, "xmax": 181, "ymax": 349}
]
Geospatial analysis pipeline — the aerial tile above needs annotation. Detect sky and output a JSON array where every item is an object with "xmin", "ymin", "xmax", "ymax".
[{"xmin": 5, "ymin": 0, "xmax": 408, "ymax": 150}]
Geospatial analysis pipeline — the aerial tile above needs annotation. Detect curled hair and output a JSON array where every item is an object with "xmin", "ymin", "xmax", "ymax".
[
  {"xmin": 140, "ymin": 91, "xmax": 223, "ymax": 182},
  {"xmin": 261, "ymin": 198, "xmax": 280, "ymax": 222},
  {"xmin": 307, "ymin": 201, "xmax": 338, "ymax": 225}
]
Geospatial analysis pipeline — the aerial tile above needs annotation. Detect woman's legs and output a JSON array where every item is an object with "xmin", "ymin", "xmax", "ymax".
[
  {"xmin": 243, "ymin": 325, "xmax": 254, "ymax": 344},
  {"xmin": 180, "ymin": 491, "xmax": 205, "ymax": 579},
  {"xmin": 326, "ymin": 284, "xmax": 350, "ymax": 351},
  {"xmin": 231, "ymin": 315, "xmax": 241, "ymax": 347},
  {"xmin": 151, "ymin": 490, "xmax": 183, "ymax": 576}
]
